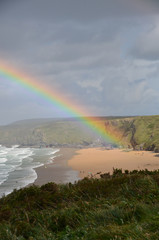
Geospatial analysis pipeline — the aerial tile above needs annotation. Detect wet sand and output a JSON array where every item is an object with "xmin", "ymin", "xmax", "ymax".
[
  {"xmin": 33, "ymin": 148, "xmax": 80, "ymax": 186},
  {"xmin": 68, "ymin": 148, "xmax": 159, "ymax": 178}
]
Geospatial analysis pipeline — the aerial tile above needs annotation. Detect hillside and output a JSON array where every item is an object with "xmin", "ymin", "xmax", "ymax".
[
  {"xmin": 0, "ymin": 117, "xmax": 127, "ymax": 147},
  {"xmin": 0, "ymin": 118, "xmax": 98, "ymax": 147},
  {"xmin": 105, "ymin": 115, "xmax": 159, "ymax": 152},
  {"xmin": 0, "ymin": 115, "xmax": 159, "ymax": 150},
  {"xmin": 1, "ymin": 169, "xmax": 159, "ymax": 239}
]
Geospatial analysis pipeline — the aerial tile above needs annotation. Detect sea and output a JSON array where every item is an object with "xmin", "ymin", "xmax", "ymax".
[{"xmin": 0, "ymin": 145, "xmax": 59, "ymax": 197}]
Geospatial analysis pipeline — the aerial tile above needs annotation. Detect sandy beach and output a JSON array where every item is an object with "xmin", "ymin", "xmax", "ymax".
[
  {"xmin": 33, "ymin": 148, "xmax": 159, "ymax": 186},
  {"xmin": 68, "ymin": 148, "xmax": 159, "ymax": 178}
]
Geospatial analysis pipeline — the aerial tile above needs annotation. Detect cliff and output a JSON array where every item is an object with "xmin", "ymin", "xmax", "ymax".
[{"xmin": 105, "ymin": 115, "xmax": 159, "ymax": 152}]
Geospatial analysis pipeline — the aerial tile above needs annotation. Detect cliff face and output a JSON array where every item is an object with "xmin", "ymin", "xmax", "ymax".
[{"xmin": 105, "ymin": 115, "xmax": 159, "ymax": 152}]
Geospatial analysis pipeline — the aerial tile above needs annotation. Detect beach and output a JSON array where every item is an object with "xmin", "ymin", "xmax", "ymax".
[
  {"xmin": 68, "ymin": 148, "xmax": 159, "ymax": 178},
  {"xmin": 33, "ymin": 147, "xmax": 159, "ymax": 185},
  {"xmin": 33, "ymin": 148, "xmax": 80, "ymax": 185}
]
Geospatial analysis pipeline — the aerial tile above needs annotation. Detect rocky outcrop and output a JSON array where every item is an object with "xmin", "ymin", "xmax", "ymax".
[
  {"xmin": 105, "ymin": 115, "xmax": 159, "ymax": 152},
  {"xmin": 129, "ymin": 121, "xmax": 137, "ymax": 150}
]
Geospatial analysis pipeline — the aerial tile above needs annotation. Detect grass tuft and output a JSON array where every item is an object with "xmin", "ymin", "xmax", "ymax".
[{"xmin": 1, "ymin": 169, "xmax": 159, "ymax": 239}]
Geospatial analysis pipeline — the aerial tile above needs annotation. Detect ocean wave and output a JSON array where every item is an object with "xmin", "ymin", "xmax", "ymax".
[
  {"xmin": 47, "ymin": 149, "xmax": 59, "ymax": 155},
  {"xmin": 0, "ymin": 146, "xmax": 60, "ymax": 197},
  {"xmin": 0, "ymin": 158, "xmax": 7, "ymax": 163}
]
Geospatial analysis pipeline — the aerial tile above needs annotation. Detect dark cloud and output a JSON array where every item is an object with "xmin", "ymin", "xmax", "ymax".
[
  {"xmin": 129, "ymin": 23, "xmax": 159, "ymax": 61},
  {"xmin": 0, "ymin": 0, "xmax": 159, "ymax": 124},
  {"xmin": 1, "ymin": 0, "xmax": 159, "ymax": 23}
]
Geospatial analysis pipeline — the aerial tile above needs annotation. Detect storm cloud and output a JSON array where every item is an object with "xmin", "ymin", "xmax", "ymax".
[{"xmin": 0, "ymin": 0, "xmax": 159, "ymax": 124}]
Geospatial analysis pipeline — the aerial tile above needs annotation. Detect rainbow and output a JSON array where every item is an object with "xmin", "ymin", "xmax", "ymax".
[{"xmin": 0, "ymin": 62, "xmax": 122, "ymax": 145}]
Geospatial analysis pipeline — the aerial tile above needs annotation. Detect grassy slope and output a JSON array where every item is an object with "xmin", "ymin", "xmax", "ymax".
[
  {"xmin": 37, "ymin": 121, "xmax": 96, "ymax": 145},
  {"xmin": 134, "ymin": 116, "xmax": 159, "ymax": 150},
  {"xmin": 0, "ymin": 117, "xmax": 129, "ymax": 146},
  {"xmin": 106, "ymin": 115, "xmax": 159, "ymax": 151},
  {"xmin": 0, "ymin": 115, "xmax": 159, "ymax": 149},
  {"xmin": 1, "ymin": 170, "xmax": 159, "ymax": 239},
  {"xmin": 0, "ymin": 119, "xmax": 97, "ymax": 146}
]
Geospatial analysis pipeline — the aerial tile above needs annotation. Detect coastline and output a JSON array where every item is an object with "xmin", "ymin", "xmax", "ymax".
[
  {"xmin": 32, "ymin": 147, "xmax": 159, "ymax": 187},
  {"xmin": 33, "ymin": 148, "xmax": 80, "ymax": 186}
]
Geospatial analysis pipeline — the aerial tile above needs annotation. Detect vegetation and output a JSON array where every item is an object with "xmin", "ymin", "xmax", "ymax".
[
  {"xmin": 1, "ymin": 169, "xmax": 159, "ymax": 239},
  {"xmin": 106, "ymin": 115, "xmax": 159, "ymax": 151},
  {"xmin": 0, "ymin": 117, "xmax": 130, "ymax": 147},
  {"xmin": 0, "ymin": 119, "xmax": 98, "ymax": 146},
  {"xmin": 0, "ymin": 115, "xmax": 159, "ymax": 150}
]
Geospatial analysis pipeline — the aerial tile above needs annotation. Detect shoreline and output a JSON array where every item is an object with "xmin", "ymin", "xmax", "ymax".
[
  {"xmin": 33, "ymin": 147, "xmax": 159, "ymax": 186},
  {"xmin": 33, "ymin": 148, "xmax": 80, "ymax": 186}
]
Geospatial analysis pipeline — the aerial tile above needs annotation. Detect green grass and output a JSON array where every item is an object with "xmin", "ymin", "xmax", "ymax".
[
  {"xmin": 0, "ymin": 119, "xmax": 98, "ymax": 146},
  {"xmin": 0, "ymin": 115, "xmax": 159, "ymax": 149},
  {"xmin": 1, "ymin": 169, "xmax": 159, "ymax": 239},
  {"xmin": 106, "ymin": 115, "xmax": 159, "ymax": 151},
  {"xmin": 40, "ymin": 121, "xmax": 95, "ymax": 145}
]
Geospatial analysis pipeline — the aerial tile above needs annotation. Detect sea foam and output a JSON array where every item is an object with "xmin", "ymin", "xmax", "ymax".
[{"xmin": 0, "ymin": 145, "xmax": 59, "ymax": 197}]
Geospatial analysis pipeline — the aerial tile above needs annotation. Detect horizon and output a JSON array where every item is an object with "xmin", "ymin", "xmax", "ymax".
[{"xmin": 1, "ymin": 114, "xmax": 158, "ymax": 126}]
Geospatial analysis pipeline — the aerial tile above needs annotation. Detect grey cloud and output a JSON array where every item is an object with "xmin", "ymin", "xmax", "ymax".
[
  {"xmin": 0, "ymin": 0, "xmax": 159, "ymax": 124},
  {"xmin": 101, "ymin": 76, "xmax": 159, "ymax": 115},
  {"xmin": 1, "ymin": 0, "xmax": 159, "ymax": 24},
  {"xmin": 0, "ymin": 17, "xmax": 122, "ymax": 88},
  {"xmin": 129, "ymin": 22, "xmax": 159, "ymax": 61}
]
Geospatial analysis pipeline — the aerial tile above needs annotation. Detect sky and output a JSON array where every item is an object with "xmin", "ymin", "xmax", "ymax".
[{"xmin": 0, "ymin": 0, "xmax": 159, "ymax": 125}]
